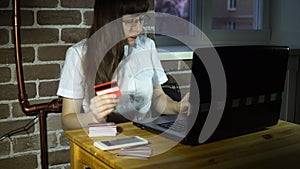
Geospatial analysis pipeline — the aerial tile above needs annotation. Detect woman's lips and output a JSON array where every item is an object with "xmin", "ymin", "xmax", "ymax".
[{"xmin": 129, "ymin": 36, "xmax": 137, "ymax": 39}]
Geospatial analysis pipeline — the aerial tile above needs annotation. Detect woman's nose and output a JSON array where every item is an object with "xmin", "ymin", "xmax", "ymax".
[{"xmin": 130, "ymin": 23, "xmax": 143, "ymax": 32}]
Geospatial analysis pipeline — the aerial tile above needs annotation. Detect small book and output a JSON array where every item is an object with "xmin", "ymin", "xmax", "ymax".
[
  {"xmin": 88, "ymin": 123, "xmax": 117, "ymax": 137},
  {"xmin": 93, "ymin": 136, "xmax": 149, "ymax": 150}
]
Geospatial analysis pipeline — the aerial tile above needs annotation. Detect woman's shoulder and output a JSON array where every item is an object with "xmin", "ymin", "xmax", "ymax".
[
  {"xmin": 65, "ymin": 39, "xmax": 87, "ymax": 58},
  {"xmin": 68, "ymin": 39, "xmax": 87, "ymax": 51}
]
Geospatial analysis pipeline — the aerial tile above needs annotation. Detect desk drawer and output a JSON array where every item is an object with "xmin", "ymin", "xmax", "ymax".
[{"xmin": 73, "ymin": 143, "xmax": 112, "ymax": 169}]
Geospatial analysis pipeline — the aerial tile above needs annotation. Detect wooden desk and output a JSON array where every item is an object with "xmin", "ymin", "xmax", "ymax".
[{"xmin": 65, "ymin": 120, "xmax": 300, "ymax": 169}]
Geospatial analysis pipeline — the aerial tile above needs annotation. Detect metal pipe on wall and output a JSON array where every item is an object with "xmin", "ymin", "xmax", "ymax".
[
  {"xmin": 13, "ymin": 0, "xmax": 62, "ymax": 116},
  {"xmin": 13, "ymin": 0, "xmax": 62, "ymax": 168}
]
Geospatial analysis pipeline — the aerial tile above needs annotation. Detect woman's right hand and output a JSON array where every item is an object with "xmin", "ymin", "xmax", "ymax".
[{"xmin": 89, "ymin": 94, "xmax": 120, "ymax": 122}]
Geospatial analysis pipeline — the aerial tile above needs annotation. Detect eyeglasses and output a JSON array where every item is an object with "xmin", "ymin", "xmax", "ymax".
[{"xmin": 122, "ymin": 15, "xmax": 150, "ymax": 27}]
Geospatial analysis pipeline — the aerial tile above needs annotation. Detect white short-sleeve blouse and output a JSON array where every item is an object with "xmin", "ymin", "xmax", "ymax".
[{"xmin": 57, "ymin": 35, "xmax": 168, "ymax": 114}]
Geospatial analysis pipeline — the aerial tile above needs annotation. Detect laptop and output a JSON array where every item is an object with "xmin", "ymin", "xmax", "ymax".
[{"xmin": 133, "ymin": 45, "xmax": 289, "ymax": 145}]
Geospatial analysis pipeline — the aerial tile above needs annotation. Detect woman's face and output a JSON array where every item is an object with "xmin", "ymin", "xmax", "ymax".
[{"xmin": 122, "ymin": 14, "xmax": 145, "ymax": 45}]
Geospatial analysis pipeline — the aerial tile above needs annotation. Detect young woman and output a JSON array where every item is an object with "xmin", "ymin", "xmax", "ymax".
[{"xmin": 57, "ymin": 0, "xmax": 189, "ymax": 131}]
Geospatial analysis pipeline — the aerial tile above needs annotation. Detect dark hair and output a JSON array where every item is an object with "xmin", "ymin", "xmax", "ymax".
[
  {"xmin": 88, "ymin": 0, "xmax": 150, "ymax": 84},
  {"xmin": 121, "ymin": 0, "xmax": 150, "ymax": 15}
]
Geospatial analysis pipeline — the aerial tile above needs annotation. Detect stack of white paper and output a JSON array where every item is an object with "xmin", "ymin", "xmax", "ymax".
[
  {"xmin": 118, "ymin": 144, "xmax": 152, "ymax": 159},
  {"xmin": 88, "ymin": 123, "xmax": 117, "ymax": 137}
]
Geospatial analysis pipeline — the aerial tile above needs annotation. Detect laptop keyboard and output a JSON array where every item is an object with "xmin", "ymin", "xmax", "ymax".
[{"xmin": 158, "ymin": 119, "xmax": 186, "ymax": 132}]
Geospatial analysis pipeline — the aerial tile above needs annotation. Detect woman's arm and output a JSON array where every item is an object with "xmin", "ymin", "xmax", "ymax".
[
  {"xmin": 151, "ymin": 86, "xmax": 189, "ymax": 115},
  {"xmin": 61, "ymin": 94, "xmax": 119, "ymax": 131},
  {"xmin": 61, "ymin": 98, "xmax": 97, "ymax": 131}
]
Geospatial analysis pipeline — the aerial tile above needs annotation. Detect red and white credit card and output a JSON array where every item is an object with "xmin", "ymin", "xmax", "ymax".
[{"xmin": 94, "ymin": 80, "xmax": 122, "ymax": 98}]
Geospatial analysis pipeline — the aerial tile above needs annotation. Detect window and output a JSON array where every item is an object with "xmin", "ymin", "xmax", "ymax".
[
  {"xmin": 228, "ymin": 0, "xmax": 237, "ymax": 11},
  {"xmin": 154, "ymin": 0, "xmax": 201, "ymax": 46},
  {"xmin": 204, "ymin": 0, "xmax": 269, "ymax": 44},
  {"xmin": 153, "ymin": 0, "xmax": 195, "ymax": 46},
  {"xmin": 154, "ymin": 0, "xmax": 190, "ymax": 21},
  {"xmin": 227, "ymin": 21, "xmax": 236, "ymax": 30},
  {"xmin": 212, "ymin": 0, "xmax": 263, "ymax": 30},
  {"xmin": 153, "ymin": 0, "xmax": 270, "ymax": 47}
]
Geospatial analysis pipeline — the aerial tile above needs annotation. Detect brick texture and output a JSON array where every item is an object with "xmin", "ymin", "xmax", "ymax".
[
  {"xmin": 23, "ymin": 64, "xmax": 60, "ymax": 81},
  {"xmin": 39, "ymin": 81, "xmax": 59, "ymax": 97},
  {"xmin": 84, "ymin": 11, "xmax": 93, "ymax": 26},
  {"xmin": 0, "ymin": 1, "xmax": 82, "ymax": 168},
  {"xmin": 60, "ymin": 0, "xmax": 94, "ymax": 8},
  {"xmin": 0, "ymin": 29, "xmax": 9, "ymax": 45},
  {"xmin": 0, "ymin": 140, "xmax": 10, "ymax": 156},
  {"xmin": 48, "ymin": 149, "xmax": 70, "ymax": 166},
  {"xmin": 61, "ymin": 28, "xmax": 90, "ymax": 43},
  {"xmin": 60, "ymin": 134, "xmax": 70, "ymax": 147},
  {"xmin": 0, "ymin": 104, "xmax": 9, "ymax": 119},
  {"xmin": 12, "ymin": 102, "xmax": 27, "ymax": 117},
  {"xmin": 179, "ymin": 60, "xmax": 193, "ymax": 70},
  {"xmin": 0, "ymin": 47, "xmax": 35, "ymax": 64},
  {"xmin": 0, "ymin": 155, "xmax": 38, "ymax": 169},
  {"xmin": 20, "ymin": 0, "xmax": 58, "ymax": 8},
  {"xmin": 37, "ymin": 10, "xmax": 81, "ymax": 25},
  {"xmin": 0, "ymin": 67, "xmax": 11, "ymax": 83},
  {"xmin": 161, "ymin": 60, "xmax": 179, "ymax": 71},
  {"xmin": 38, "ymin": 45, "xmax": 69, "ymax": 61},
  {"xmin": 0, "ymin": 83, "xmax": 36, "ymax": 100},
  {"xmin": 0, "ymin": 10, "xmax": 34, "ymax": 26},
  {"xmin": 0, "ymin": 119, "xmax": 35, "ymax": 137},
  {"xmin": 46, "ymin": 114, "xmax": 62, "ymax": 131},
  {"xmin": 20, "ymin": 28, "xmax": 59, "ymax": 44},
  {"xmin": 0, "ymin": 0, "xmax": 9, "ymax": 8},
  {"xmin": 13, "ymin": 133, "xmax": 57, "ymax": 153}
]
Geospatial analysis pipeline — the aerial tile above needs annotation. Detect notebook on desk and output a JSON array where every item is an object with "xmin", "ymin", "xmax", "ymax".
[{"xmin": 133, "ymin": 45, "xmax": 289, "ymax": 145}]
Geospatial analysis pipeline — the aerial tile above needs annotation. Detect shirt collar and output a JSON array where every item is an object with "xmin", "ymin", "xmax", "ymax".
[{"xmin": 124, "ymin": 35, "xmax": 145, "ymax": 57}]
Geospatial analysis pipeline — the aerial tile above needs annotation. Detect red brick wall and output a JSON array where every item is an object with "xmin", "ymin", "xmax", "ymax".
[
  {"xmin": 0, "ymin": 0, "xmax": 94, "ymax": 168},
  {"xmin": 0, "ymin": 0, "xmax": 190, "ymax": 168}
]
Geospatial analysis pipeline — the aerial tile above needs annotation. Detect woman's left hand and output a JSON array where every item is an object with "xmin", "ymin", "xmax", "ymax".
[{"xmin": 179, "ymin": 92, "xmax": 190, "ymax": 114}]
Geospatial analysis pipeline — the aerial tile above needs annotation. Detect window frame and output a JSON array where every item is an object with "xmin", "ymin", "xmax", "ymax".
[
  {"xmin": 155, "ymin": 0, "xmax": 271, "ymax": 48},
  {"xmin": 228, "ymin": 0, "xmax": 237, "ymax": 11}
]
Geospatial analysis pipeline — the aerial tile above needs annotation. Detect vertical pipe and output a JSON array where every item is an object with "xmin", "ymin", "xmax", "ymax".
[
  {"xmin": 13, "ymin": 0, "xmax": 61, "ymax": 115},
  {"xmin": 13, "ymin": 0, "xmax": 62, "ymax": 168},
  {"xmin": 39, "ymin": 110, "xmax": 49, "ymax": 169},
  {"xmin": 13, "ymin": 0, "xmax": 28, "ymax": 108}
]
